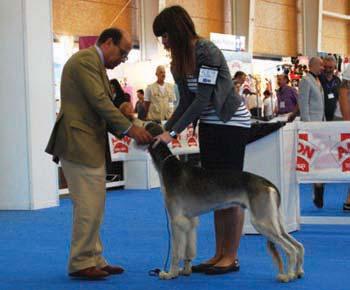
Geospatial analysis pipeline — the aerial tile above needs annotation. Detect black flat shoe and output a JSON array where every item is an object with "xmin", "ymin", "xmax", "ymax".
[
  {"xmin": 205, "ymin": 259, "xmax": 240, "ymax": 275},
  {"xmin": 191, "ymin": 263, "xmax": 215, "ymax": 273},
  {"xmin": 343, "ymin": 203, "xmax": 350, "ymax": 212}
]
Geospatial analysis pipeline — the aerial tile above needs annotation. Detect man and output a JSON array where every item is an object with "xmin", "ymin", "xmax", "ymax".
[
  {"xmin": 46, "ymin": 28, "xmax": 153, "ymax": 280},
  {"xmin": 298, "ymin": 57, "xmax": 324, "ymax": 121},
  {"xmin": 319, "ymin": 55, "xmax": 341, "ymax": 121},
  {"xmin": 134, "ymin": 89, "xmax": 147, "ymax": 120},
  {"xmin": 276, "ymin": 74, "xmax": 299, "ymax": 116},
  {"xmin": 298, "ymin": 56, "xmax": 325, "ymax": 208},
  {"xmin": 144, "ymin": 65, "xmax": 176, "ymax": 122}
]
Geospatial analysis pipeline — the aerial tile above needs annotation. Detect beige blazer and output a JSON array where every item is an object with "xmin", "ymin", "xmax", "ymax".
[{"xmin": 46, "ymin": 47, "xmax": 131, "ymax": 167}]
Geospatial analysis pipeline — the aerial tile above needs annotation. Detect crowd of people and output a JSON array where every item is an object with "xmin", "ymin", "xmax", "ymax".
[{"xmin": 45, "ymin": 4, "xmax": 350, "ymax": 281}]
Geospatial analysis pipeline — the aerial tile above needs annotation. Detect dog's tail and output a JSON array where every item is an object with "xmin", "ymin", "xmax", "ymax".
[{"xmin": 267, "ymin": 240, "xmax": 284, "ymax": 274}]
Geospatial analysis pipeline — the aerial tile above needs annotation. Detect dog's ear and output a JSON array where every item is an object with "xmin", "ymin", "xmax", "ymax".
[{"xmin": 145, "ymin": 122, "xmax": 164, "ymax": 137}]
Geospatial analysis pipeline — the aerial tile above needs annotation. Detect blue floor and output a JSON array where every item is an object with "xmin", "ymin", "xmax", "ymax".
[
  {"xmin": 300, "ymin": 183, "xmax": 350, "ymax": 217},
  {"xmin": 0, "ymin": 188, "xmax": 350, "ymax": 290}
]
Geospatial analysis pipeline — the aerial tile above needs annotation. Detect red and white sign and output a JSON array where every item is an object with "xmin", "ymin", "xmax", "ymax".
[
  {"xmin": 296, "ymin": 133, "xmax": 319, "ymax": 172},
  {"xmin": 332, "ymin": 133, "xmax": 350, "ymax": 172},
  {"xmin": 109, "ymin": 124, "xmax": 199, "ymax": 162},
  {"xmin": 296, "ymin": 122, "xmax": 350, "ymax": 182}
]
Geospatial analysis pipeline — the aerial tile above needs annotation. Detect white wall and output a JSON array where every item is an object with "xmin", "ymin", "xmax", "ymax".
[{"xmin": 0, "ymin": 0, "xmax": 58, "ymax": 209}]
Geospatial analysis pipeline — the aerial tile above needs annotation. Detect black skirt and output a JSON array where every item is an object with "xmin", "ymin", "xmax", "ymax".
[{"xmin": 199, "ymin": 123, "xmax": 250, "ymax": 171}]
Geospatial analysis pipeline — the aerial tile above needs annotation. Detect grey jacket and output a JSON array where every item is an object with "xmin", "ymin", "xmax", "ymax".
[
  {"xmin": 165, "ymin": 39, "xmax": 242, "ymax": 133},
  {"xmin": 298, "ymin": 73, "xmax": 325, "ymax": 121}
]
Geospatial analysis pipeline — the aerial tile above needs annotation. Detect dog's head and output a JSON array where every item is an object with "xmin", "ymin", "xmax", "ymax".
[
  {"xmin": 145, "ymin": 122, "xmax": 164, "ymax": 138},
  {"xmin": 145, "ymin": 122, "xmax": 174, "ymax": 170}
]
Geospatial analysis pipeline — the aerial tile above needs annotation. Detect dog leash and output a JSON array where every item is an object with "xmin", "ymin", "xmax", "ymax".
[{"xmin": 148, "ymin": 207, "xmax": 172, "ymax": 277}]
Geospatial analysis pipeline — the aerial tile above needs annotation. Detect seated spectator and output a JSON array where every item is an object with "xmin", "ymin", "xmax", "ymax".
[{"xmin": 110, "ymin": 79, "xmax": 134, "ymax": 121}]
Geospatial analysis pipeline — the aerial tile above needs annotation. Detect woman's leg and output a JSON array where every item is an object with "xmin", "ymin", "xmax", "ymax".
[
  {"xmin": 213, "ymin": 206, "xmax": 244, "ymax": 267},
  {"xmin": 198, "ymin": 124, "xmax": 249, "ymax": 267},
  {"xmin": 201, "ymin": 211, "xmax": 224, "ymax": 265}
]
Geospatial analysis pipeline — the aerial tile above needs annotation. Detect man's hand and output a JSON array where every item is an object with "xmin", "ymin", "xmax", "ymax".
[{"xmin": 127, "ymin": 125, "xmax": 153, "ymax": 145}]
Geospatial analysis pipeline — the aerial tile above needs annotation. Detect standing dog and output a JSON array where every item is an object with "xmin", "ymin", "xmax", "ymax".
[{"xmin": 146, "ymin": 123, "xmax": 304, "ymax": 282}]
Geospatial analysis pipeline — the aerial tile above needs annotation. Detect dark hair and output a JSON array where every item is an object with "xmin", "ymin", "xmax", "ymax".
[
  {"xmin": 110, "ymin": 78, "xmax": 122, "ymax": 92},
  {"xmin": 137, "ymin": 89, "xmax": 144, "ymax": 95},
  {"xmin": 279, "ymin": 74, "xmax": 290, "ymax": 84},
  {"xmin": 233, "ymin": 71, "xmax": 246, "ymax": 80},
  {"xmin": 97, "ymin": 28, "xmax": 123, "ymax": 46},
  {"xmin": 263, "ymin": 89, "xmax": 271, "ymax": 96},
  {"xmin": 153, "ymin": 5, "xmax": 199, "ymax": 77}
]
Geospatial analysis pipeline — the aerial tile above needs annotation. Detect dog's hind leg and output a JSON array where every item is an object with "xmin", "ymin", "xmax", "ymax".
[
  {"xmin": 180, "ymin": 217, "xmax": 199, "ymax": 276},
  {"xmin": 159, "ymin": 215, "xmax": 190, "ymax": 280},
  {"xmin": 280, "ymin": 223, "xmax": 305, "ymax": 278},
  {"xmin": 252, "ymin": 217, "xmax": 298, "ymax": 282},
  {"xmin": 267, "ymin": 240, "xmax": 284, "ymax": 276}
]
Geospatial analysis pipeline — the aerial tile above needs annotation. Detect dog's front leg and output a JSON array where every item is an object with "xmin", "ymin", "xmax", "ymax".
[
  {"xmin": 180, "ymin": 217, "xmax": 199, "ymax": 276},
  {"xmin": 159, "ymin": 216, "xmax": 188, "ymax": 280}
]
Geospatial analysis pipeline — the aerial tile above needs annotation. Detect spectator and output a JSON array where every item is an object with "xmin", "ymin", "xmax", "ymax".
[
  {"xmin": 319, "ymin": 55, "xmax": 341, "ymax": 121},
  {"xmin": 298, "ymin": 56, "xmax": 325, "ymax": 208},
  {"xmin": 276, "ymin": 74, "xmax": 298, "ymax": 115},
  {"xmin": 134, "ymin": 89, "xmax": 147, "ymax": 120},
  {"xmin": 144, "ymin": 65, "xmax": 176, "ymax": 122}
]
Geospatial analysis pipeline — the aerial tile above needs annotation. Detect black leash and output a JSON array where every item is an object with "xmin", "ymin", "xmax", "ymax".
[{"xmin": 148, "ymin": 207, "xmax": 171, "ymax": 277}]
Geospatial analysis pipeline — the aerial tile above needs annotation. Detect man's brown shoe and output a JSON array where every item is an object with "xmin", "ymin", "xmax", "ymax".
[
  {"xmin": 69, "ymin": 266, "xmax": 109, "ymax": 280},
  {"xmin": 101, "ymin": 265, "xmax": 125, "ymax": 275}
]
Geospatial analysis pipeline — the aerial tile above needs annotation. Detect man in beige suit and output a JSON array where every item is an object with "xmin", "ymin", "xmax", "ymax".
[
  {"xmin": 46, "ymin": 28, "xmax": 152, "ymax": 280},
  {"xmin": 144, "ymin": 65, "xmax": 176, "ymax": 121}
]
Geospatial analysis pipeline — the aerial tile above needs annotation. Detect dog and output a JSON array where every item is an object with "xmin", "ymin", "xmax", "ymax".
[{"xmin": 146, "ymin": 122, "xmax": 304, "ymax": 282}]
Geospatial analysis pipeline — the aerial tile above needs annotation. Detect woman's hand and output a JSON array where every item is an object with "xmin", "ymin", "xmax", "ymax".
[{"xmin": 153, "ymin": 131, "xmax": 173, "ymax": 148}]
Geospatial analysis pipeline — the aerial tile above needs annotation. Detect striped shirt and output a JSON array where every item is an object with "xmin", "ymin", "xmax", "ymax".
[{"xmin": 187, "ymin": 76, "xmax": 251, "ymax": 128}]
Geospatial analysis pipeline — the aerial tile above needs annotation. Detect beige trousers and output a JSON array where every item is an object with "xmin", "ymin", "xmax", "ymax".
[{"xmin": 61, "ymin": 158, "xmax": 108, "ymax": 273}]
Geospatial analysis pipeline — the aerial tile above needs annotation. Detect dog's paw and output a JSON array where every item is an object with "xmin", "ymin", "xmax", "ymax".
[
  {"xmin": 159, "ymin": 271, "xmax": 178, "ymax": 280},
  {"xmin": 277, "ymin": 274, "xmax": 290, "ymax": 283},
  {"xmin": 179, "ymin": 268, "xmax": 192, "ymax": 276},
  {"xmin": 287, "ymin": 272, "xmax": 297, "ymax": 281},
  {"xmin": 296, "ymin": 269, "xmax": 305, "ymax": 279}
]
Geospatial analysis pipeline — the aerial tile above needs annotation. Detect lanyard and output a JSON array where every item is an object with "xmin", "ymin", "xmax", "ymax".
[{"xmin": 324, "ymin": 78, "xmax": 338, "ymax": 91}]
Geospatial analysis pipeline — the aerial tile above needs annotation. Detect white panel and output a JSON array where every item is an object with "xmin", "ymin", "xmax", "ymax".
[
  {"xmin": 0, "ymin": 0, "xmax": 30, "ymax": 209},
  {"xmin": 23, "ymin": 0, "xmax": 58, "ymax": 209},
  {"xmin": 0, "ymin": 0, "xmax": 58, "ymax": 210}
]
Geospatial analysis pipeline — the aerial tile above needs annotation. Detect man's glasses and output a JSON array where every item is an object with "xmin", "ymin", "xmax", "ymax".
[{"xmin": 119, "ymin": 47, "xmax": 129, "ymax": 61}]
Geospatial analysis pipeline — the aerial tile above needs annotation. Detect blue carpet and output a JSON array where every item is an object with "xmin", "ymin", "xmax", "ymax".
[
  {"xmin": 0, "ymin": 188, "xmax": 350, "ymax": 290},
  {"xmin": 300, "ymin": 183, "xmax": 350, "ymax": 217}
]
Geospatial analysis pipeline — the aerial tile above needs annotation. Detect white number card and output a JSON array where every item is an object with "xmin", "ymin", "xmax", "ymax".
[{"xmin": 198, "ymin": 66, "xmax": 219, "ymax": 85}]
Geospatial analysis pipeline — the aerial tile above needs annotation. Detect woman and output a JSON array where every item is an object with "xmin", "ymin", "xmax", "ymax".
[
  {"xmin": 153, "ymin": 6, "xmax": 251, "ymax": 275},
  {"xmin": 338, "ymin": 65, "xmax": 350, "ymax": 211}
]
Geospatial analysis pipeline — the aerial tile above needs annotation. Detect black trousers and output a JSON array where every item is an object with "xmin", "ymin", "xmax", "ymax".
[{"xmin": 199, "ymin": 123, "xmax": 250, "ymax": 171}]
